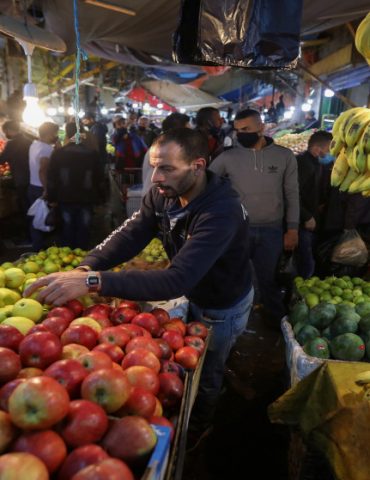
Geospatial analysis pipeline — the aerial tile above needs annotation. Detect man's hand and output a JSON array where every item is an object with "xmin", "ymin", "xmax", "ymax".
[
  {"xmin": 284, "ymin": 229, "xmax": 298, "ymax": 251},
  {"xmin": 23, "ymin": 271, "xmax": 90, "ymax": 306},
  {"xmin": 304, "ymin": 217, "xmax": 316, "ymax": 231}
]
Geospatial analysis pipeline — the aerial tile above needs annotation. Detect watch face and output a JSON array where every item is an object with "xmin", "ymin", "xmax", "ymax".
[{"xmin": 88, "ymin": 276, "xmax": 99, "ymax": 286}]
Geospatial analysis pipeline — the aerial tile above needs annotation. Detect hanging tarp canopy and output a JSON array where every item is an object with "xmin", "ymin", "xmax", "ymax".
[
  {"xmin": 1, "ymin": 0, "xmax": 367, "ymax": 62},
  {"xmin": 140, "ymin": 80, "xmax": 230, "ymax": 110},
  {"xmin": 126, "ymin": 86, "xmax": 174, "ymax": 111}
]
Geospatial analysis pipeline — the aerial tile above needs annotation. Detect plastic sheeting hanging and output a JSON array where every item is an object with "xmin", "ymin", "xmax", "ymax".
[{"xmin": 173, "ymin": 0, "xmax": 303, "ymax": 69}]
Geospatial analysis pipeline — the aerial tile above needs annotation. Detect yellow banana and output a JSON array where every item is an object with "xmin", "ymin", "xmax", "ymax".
[
  {"xmin": 345, "ymin": 147, "xmax": 355, "ymax": 169},
  {"xmin": 362, "ymin": 190, "xmax": 370, "ymax": 197},
  {"xmin": 355, "ymin": 370, "xmax": 370, "ymax": 385},
  {"xmin": 332, "ymin": 107, "xmax": 363, "ymax": 138},
  {"xmin": 356, "ymin": 175, "xmax": 370, "ymax": 193},
  {"xmin": 339, "ymin": 168, "xmax": 360, "ymax": 191},
  {"xmin": 348, "ymin": 171, "xmax": 370, "ymax": 193},
  {"xmin": 360, "ymin": 123, "xmax": 370, "ymax": 154},
  {"xmin": 368, "ymin": 153, "xmax": 370, "ymax": 171},
  {"xmin": 330, "ymin": 147, "xmax": 349, "ymax": 186},
  {"xmin": 329, "ymin": 137, "xmax": 345, "ymax": 156},
  {"xmin": 344, "ymin": 109, "xmax": 370, "ymax": 148},
  {"xmin": 352, "ymin": 145, "xmax": 368, "ymax": 173},
  {"xmin": 355, "ymin": 13, "xmax": 370, "ymax": 62},
  {"xmin": 338, "ymin": 107, "xmax": 364, "ymax": 143}
]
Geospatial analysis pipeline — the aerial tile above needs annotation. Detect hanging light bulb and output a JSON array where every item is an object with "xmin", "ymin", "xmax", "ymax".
[
  {"xmin": 18, "ymin": 40, "xmax": 46, "ymax": 128},
  {"xmin": 22, "ymin": 83, "xmax": 46, "ymax": 128}
]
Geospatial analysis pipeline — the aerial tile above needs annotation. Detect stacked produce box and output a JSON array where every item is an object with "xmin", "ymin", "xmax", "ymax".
[
  {"xmin": 284, "ymin": 274, "xmax": 370, "ymax": 384},
  {"xmin": 0, "ymin": 241, "xmax": 206, "ymax": 480}
]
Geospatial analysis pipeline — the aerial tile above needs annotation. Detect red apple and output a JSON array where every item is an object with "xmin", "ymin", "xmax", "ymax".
[
  {"xmin": 160, "ymin": 360, "xmax": 185, "ymax": 378},
  {"xmin": 117, "ymin": 300, "xmax": 141, "ymax": 312},
  {"xmin": 153, "ymin": 397, "xmax": 163, "ymax": 417},
  {"xmin": 131, "ymin": 313, "xmax": 160, "ymax": 337},
  {"xmin": 157, "ymin": 373, "xmax": 184, "ymax": 408},
  {"xmin": 0, "ymin": 452, "xmax": 49, "ymax": 480},
  {"xmin": 59, "ymin": 399, "xmax": 108, "ymax": 447},
  {"xmin": 186, "ymin": 321, "xmax": 208, "ymax": 338},
  {"xmin": 125, "ymin": 337, "xmax": 162, "ymax": 358},
  {"xmin": 154, "ymin": 338, "xmax": 172, "ymax": 359},
  {"xmin": 123, "ymin": 366, "xmax": 160, "ymax": 395},
  {"xmin": 44, "ymin": 359, "xmax": 88, "ymax": 397},
  {"xmin": 149, "ymin": 416, "xmax": 175, "ymax": 441},
  {"xmin": 61, "ymin": 325, "xmax": 98, "ymax": 350},
  {"xmin": 42, "ymin": 315, "xmax": 71, "ymax": 337},
  {"xmin": 78, "ymin": 351, "xmax": 113, "ymax": 372},
  {"xmin": 57, "ymin": 444, "xmax": 109, "ymax": 480},
  {"xmin": 0, "ymin": 325, "xmax": 24, "ymax": 351},
  {"xmin": 62, "ymin": 344, "xmax": 89, "ymax": 360},
  {"xmin": 0, "ymin": 347, "xmax": 21, "ymax": 383},
  {"xmin": 0, "ymin": 378, "xmax": 26, "ymax": 411},
  {"xmin": 150, "ymin": 307, "xmax": 170, "ymax": 326},
  {"xmin": 175, "ymin": 346, "xmax": 199, "ymax": 370},
  {"xmin": 121, "ymin": 348, "xmax": 160, "ymax": 373},
  {"xmin": 0, "ymin": 410, "xmax": 17, "ymax": 452},
  {"xmin": 47, "ymin": 306, "xmax": 75, "ymax": 323},
  {"xmin": 19, "ymin": 332, "xmax": 62, "ymax": 369},
  {"xmin": 28, "ymin": 324, "xmax": 49, "ymax": 335},
  {"xmin": 139, "ymin": 327, "xmax": 152, "ymax": 338},
  {"xmin": 9, "ymin": 376, "xmax": 70, "ymax": 430},
  {"xmin": 84, "ymin": 312, "xmax": 112, "ymax": 330},
  {"xmin": 102, "ymin": 416, "xmax": 157, "ymax": 465},
  {"xmin": 17, "ymin": 367, "xmax": 43, "ymax": 379},
  {"xmin": 98, "ymin": 326, "xmax": 130, "ymax": 348},
  {"xmin": 161, "ymin": 330, "xmax": 184, "ymax": 351},
  {"xmin": 118, "ymin": 324, "xmax": 144, "ymax": 338},
  {"xmin": 93, "ymin": 343, "xmax": 124, "ymax": 364},
  {"xmin": 110, "ymin": 307, "xmax": 138, "ymax": 325},
  {"xmin": 81, "ymin": 368, "xmax": 131, "ymax": 413},
  {"xmin": 64, "ymin": 299, "xmax": 84, "ymax": 317},
  {"xmin": 12, "ymin": 429, "xmax": 67, "ymax": 473},
  {"xmin": 71, "ymin": 458, "xmax": 134, "ymax": 480},
  {"xmin": 163, "ymin": 318, "xmax": 186, "ymax": 336},
  {"xmin": 117, "ymin": 387, "xmax": 156, "ymax": 419},
  {"xmin": 184, "ymin": 335, "xmax": 205, "ymax": 354},
  {"xmin": 84, "ymin": 303, "xmax": 112, "ymax": 318}
]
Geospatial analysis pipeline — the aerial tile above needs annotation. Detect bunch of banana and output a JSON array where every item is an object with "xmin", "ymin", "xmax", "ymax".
[
  {"xmin": 355, "ymin": 13, "xmax": 370, "ymax": 65},
  {"xmin": 330, "ymin": 107, "xmax": 370, "ymax": 195}
]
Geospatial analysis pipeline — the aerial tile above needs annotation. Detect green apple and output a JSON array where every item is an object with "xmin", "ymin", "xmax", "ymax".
[
  {"xmin": 4, "ymin": 268, "xmax": 26, "ymax": 289},
  {"xmin": 0, "ymin": 288, "xmax": 21, "ymax": 306},
  {"xmin": 21, "ymin": 278, "xmax": 37, "ymax": 293},
  {"xmin": 22, "ymin": 261, "xmax": 40, "ymax": 274},
  {"xmin": 0, "ymin": 305, "xmax": 14, "ymax": 322},
  {"xmin": 0, "ymin": 270, "xmax": 5, "ymax": 288},
  {"xmin": 70, "ymin": 317, "xmax": 102, "ymax": 333},
  {"xmin": 2, "ymin": 316, "xmax": 35, "ymax": 335},
  {"xmin": 0, "ymin": 262, "xmax": 13, "ymax": 270},
  {"xmin": 78, "ymin": 295, "xmax": 95, "ymax": 307},
  {"xmin": 36, "ymin": 272, "xmax": 46, "ymax": 278},
  {"xmin": 12, "ymin": 298, "xmax": 43, "ymax": 323},
  {"xmin": 46, "ymin": 246, "xmax": 59, "ymax": 255},
  {"xmin": 43, "ymin": 262, "xmax": 59, "ymax": 274}
]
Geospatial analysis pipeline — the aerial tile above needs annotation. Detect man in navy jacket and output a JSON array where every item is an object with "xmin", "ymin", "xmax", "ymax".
[{"xmin": 25, "ymin": 128, "xmax": 253, "ymax": 433}]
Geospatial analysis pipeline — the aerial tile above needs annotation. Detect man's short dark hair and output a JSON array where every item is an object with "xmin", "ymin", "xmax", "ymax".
[
  {"xmin": 234, "ymin": 109, "xmax": 261, "ymax": 122},
  {"xmin": 65, "ymin": 122, "xmax": 77, "ymax": 139},
  {"xmin": 153, "ymin": 128, "xmax": 209, "ymax": 163},
  {"xmin": 307, "ymin": 110, "xmax": 316, "ymax": 118},
  {"xmin": 195, "ymin": 107, "xmax": 219, "ymax": 128},
  {"xmin": 308, "ymin": 130, "xmax": 333, "ymax": 148},
  {"xmin": 2, "ymin": 120, "xmax": 20, "ymax": 133},
  {"xmin": 162, "ymin": 113, "xmax": 189, "ymax": 133},
  {"xmin": 38, "ymin": 122, "xmax": 58, "ymax": 139}
]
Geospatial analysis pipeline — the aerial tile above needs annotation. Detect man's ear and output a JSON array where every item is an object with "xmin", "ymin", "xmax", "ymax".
[{"xmin": 192, "ymin": 158, "xmax": 206, "ymax": 172}]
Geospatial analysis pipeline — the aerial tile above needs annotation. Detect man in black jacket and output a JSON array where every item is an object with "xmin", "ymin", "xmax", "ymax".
[
  {"xmin": 296, "ymin": 130, "xmax": 333, "ymax": 277},
  {"xmin": 26, "ymin": 128, "xmax": 253, "ymax": 433},
  {"xmin": 47, "ymin": 122, "xmax": 104, "ymax": 249}
]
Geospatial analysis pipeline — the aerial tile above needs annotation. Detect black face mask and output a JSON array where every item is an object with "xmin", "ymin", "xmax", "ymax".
[{"xmin": 237, "ymin": 132, "xmax": 260, "ymax": 148}]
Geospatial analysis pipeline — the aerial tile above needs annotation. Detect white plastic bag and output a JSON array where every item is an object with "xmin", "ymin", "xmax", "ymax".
[
  {"xmin": 27, "ymin": 197, "xmax": 54, "ymax": 232},
  {"xmin": 331, "ymin": 229, "xmax": 368, "ymax": 267}
]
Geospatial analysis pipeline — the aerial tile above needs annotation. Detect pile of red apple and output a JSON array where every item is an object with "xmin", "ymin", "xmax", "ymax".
[
  {"xmin": 0, "ymin": 162, "xmax": 11, "ymax": 178},
  {"xmin": 0, "ymin": 298, "xmax": 208, "ymax": 480}
]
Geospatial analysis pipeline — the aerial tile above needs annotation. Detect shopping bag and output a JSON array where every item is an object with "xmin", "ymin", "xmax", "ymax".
[
  {"xmin": 275, "ymin": 250, "xmax": 298, "ymax": 287},
  {"xmin": 331, "ymin": 229, "xmax": 368, "ymax": 267},
  {"xmin": 27, "ymin": 197, "xmax": 54, "ymax": 232}
]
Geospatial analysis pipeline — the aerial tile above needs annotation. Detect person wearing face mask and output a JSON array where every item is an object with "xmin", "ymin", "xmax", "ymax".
[
  {"xmin": 209, "ymin": 109, "xmax": 299, "ymax": 328},
  {"xmin": 296, "ymin": 131, "xmax": 333, "ymax": 278},
  {"xmin": 137, "ymin": 115, "xmax": 157, "ymax": 148},
  {"xmin": 195, "ymin": 107, "xmax": 224, "ymax": 162}
]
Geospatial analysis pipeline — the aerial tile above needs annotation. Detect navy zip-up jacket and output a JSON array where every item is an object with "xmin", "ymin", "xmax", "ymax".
[{"xmin": 81, "ymin": 172, "xmax": 252, "ymax": 309}]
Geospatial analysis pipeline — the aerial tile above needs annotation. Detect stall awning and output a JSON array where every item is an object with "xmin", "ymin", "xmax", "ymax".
[{"xmin": 327, "ymin": 64, "xmax": 370, "ymax": 91}]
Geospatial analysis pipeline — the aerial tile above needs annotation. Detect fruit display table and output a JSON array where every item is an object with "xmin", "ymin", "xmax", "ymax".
[{"xmin": 269, "ymin": 361, "xmax": 370, "ymax": 480}]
